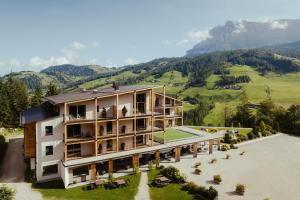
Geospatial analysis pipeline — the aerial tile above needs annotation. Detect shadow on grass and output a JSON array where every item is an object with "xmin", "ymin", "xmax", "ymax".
[{"xmin": 33, "ymin": 179, "xmax": 65, "ymax": 189}]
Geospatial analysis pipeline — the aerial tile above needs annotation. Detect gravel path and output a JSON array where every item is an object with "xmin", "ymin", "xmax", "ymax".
[
  {"xmin": 0, "ymin": 137, "xmax": 42, "ymax": 200},
  {"xmin": 162, "ymin": 134, "xmax": 300, "ymax": 200},
  {"xmin": 135, "ymin": 170, "xmax": 150, "ymax": 200}
]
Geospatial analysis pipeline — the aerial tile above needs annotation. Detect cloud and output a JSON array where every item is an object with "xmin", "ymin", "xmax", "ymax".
[
  {"xmin": 270, "ymin": 20, "xmax": 288, "ymax": 30},
  {"xmin": 10, "ymin": 58, "xmax": 22, "ymax": 67},
  {"xmin": 233, "ymin": 20, "xmax": 246, "ymax": 34},
  {"xmin": 105, "ymin": 59, "xmax": 114, "ymax": 68},
  {"xmin": 29, "ymin": 56, "xmax": 69, "ymax": 69},
  {"xmin": 89, "ymin": 58, "xmax": 97, "ymax": 65},
  {"xmin": 187, "ymin": 30, "xmax": 211, "ymax": 42},
  {"xmin": 92, "ymin": 41, "xmax": 100, "ymax": 47},
  {"xmin": 124, "ymin": 57, "xmax": 139, "ymax": 65},
  {"xmin": 71, "ymin": 41, "xmax": 86, "ymax": 49},
  {"xmin": 177, "ymin": 39, "xmax": 189, "ymax": 45},
  {"xmin": 162, "ymin": 40, "xmax": 173, "ymax": 45}
]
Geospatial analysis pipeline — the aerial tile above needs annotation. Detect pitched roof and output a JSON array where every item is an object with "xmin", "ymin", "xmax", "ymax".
[{"xmin": 43, "ymin": 85, "xmax": 160, "ymax": 105}]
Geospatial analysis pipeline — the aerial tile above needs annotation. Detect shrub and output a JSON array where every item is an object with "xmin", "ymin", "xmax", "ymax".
[
  {"xmin": 236, "ymin": 184, "xmax": 245, "ymax": 195},
  {"xmin": 0, "ymin": 185, "xmax": 15, "ymax": 200},
  {"xmin": 225, "ymin": 154, "xmax": 231, "ymax": 159},
  {"xmin": 213, "ymin": 175, "xmax": 222, "ymax": 184},
  {"xmin": 220, "ymin": 144, "xmax": 230, "ymax": 151},
  {"xmin": 194, "ymin": 162, "xmax": 201, "ymax": 168},
  {"xmin": 108, "ymin": 173, "xmax": 114, "ymax": 181},
  {"xmin": 237, "ymin": 134, "xmax": 248, "ymax": 142},
  {"xmin": 240, "ymin": 151, "xmax": 245, "ymax": 156},
  {"xmin": 182, "ymin": 181, "xmax": 198, "ymax": 192},
  {"xmin": 161, "ymin": 166, "xmax": 186, "ymax": 183},
  {"xmin": 159, "ymin": 165, "xmax": 165, "ymax": 170},
  {"xmin": 195, "ymin": 186, "xmax": 218, "ymax": 200},
  {"xmin": 247, "ymin": 132, "xmax": 255, "ymax": 140},
  {"xmin": 194, "ymin": 168, "xmax": 201, "ymax": 175}
]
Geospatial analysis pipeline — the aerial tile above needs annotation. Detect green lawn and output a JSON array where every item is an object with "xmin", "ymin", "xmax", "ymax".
[
  {"xmin": 35, "ymin": 173, "xmax": 141, "ymax": 200},
  {"xmin": 154, "ymin": 128, "xmax": 196, "ymax": 143},
  {"xmin": 191, "ymin": 126, "xmax": 252, "ymax": 136},
  {"xmin": 148, "ymin": 169, "xmax": 193, "ymax": 200}
]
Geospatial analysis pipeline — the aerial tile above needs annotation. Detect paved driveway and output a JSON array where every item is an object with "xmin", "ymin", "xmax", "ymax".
[
  {"xmin": 163, "ymin": 134, "xmax": 300, "ymax": 200},
  {"xmin": 0, "ymin": 137, "xmax": 42, "ymax": 200}
]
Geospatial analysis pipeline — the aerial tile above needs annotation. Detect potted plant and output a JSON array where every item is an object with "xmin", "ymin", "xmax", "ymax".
[
  {"xmin": 194, "ymin": 162, "xmax": 201, "ymax": 168},
  {"xmin": 213, "ymin": 174, "xmax": 222, "ymax": 184},
  {"xmin": 236, "ymin": 184, "xmax": 245, "ymax": 195},
  {"xmin": 102, "ymin": 107, "xmax": 107, "ymax": 118},
  {"xmin": 194, "ymin": 167, "xmax": 201, "ymax": 175},
  {"xmin": 122, "ymin": 106, "xmax": 128, "ymax": 117}
]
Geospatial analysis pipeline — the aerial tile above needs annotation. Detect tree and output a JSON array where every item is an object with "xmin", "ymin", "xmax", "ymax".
[
  {"xmin": 45, "ymin": 82, "xmax": 60, "ymax": 96},
  {"xmin": 30, "ymin": 85, "xmax": 43, "ymax": 108},
  {"xmin": 0, "ymin": 81, "xmax": 11, "ymax": 127},
  {"xmin": 5, "ymin": 76, "xmax": 29, "ymax": 126}
]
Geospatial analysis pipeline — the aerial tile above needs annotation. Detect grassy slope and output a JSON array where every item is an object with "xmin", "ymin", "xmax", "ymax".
[
  {"xmin": 203, "ymin": 65, "xmax": 300, "ymax": 125},
  {"xmin": 77, "ymin": 66, "xmax": 300, "ymax": 126},
  {"xmin": 36, "ymin": 173, "xmax": 141, "ymax": 200},
  {"xmin": 148, "ymin": 169, "xmax": 193, "ymax": 200}
]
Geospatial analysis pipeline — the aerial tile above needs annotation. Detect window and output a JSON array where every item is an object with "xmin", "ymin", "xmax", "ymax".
[
  {"xmin": 107, "ymin": 122, "xmax": 113, "ymax": 134},
  {"xmin": 155, "ymin": 98, "xmax": 160, "ymax": 107},
  {"xmin": 45, "ymin": 146, "xmax": 53, "ymax": 156},
  {"xmin": 137, "ymin": 119, "xmax": 146, "ymax": 130},
  {"xmin": 136, "ymin": 135, "xmax": 144, "ymax": 145},
  {"xmin": 165, "ymin": 98, "xmax": 171, "ymax": 105},
  {"xmin": 69, "ymin": 105, "xmax": 86, "ymax": 119},
  {"xmin": 45, "ymin": 126, "xmax": 53, "ymax": 136},
  {"xmin": 107, "ymin": 140, "xmax": 113, "ymax": 150},
  {"xmin": 120, "ymin": 143, "xmax": 125, "ymax": 151},
  {"xmin": 73, "ymin": 166, "xmax": 89, "ymax": 177},
  {"xmin": 43, "ymin": 164, "xmax": 58, "ymax": 176},
  {"xmin": 165, "ymin": 108, "xmax": 170, "ymax": 115},
  {"xmin": 67, "ymin": 124, "xmax": 81, "ymax": 138}
]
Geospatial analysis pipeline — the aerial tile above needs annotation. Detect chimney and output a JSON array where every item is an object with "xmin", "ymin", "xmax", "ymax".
[{"xmin": 112, "ymin": 82, "xmax": 119, "ymax": 91}]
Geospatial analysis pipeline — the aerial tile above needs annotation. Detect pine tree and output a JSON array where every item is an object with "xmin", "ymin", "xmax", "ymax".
[
  {"xmin": 31, "ymin": 85, "xmax": 43, "ymax": 108},
  {"xmin": 45, "ymin": 82, "xmax": 60, "ymax": 97},
  {"xmin": 0, "ymin": 80, "xmax": 11, "ymax": 127}
]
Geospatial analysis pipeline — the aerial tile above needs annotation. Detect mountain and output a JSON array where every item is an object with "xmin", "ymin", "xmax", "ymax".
[
  {"xmin": 2, "ymin": 64, "xmax": 112, "ymax": 90},
  {"xmin": 186, "ymin": 19, "xmax": 300, "ymax": 56}
]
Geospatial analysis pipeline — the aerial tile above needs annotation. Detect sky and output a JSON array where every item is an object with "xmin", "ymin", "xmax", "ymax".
[{"xmin": 1, "ymin": 0, "xmax": 300, "ymax": 75}]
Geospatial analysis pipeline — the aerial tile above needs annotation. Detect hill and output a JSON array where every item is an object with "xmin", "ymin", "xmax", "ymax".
[
  {"xmin": 186, "ymin": 19, "xmax": 300, "ymax": 56},
  {"xmin": 2, "ymin": 64, "xmax": 113, "ymax": 90}
]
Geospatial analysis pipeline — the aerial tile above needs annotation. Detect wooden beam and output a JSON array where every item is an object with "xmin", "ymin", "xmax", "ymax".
[
  {"xmin": 209, "ymin": 140, "xmax": 213, "ymax": 154},
  {"xmin": 94, "ymin": 98, "xmax": 98, "ymax": 156},
  {"xmin": 163, "ymin": 85, "xmax": 166, "ymax": 144},
  {"xmin": 108, "ymin": 159, "xmax": 113, "ymax": 174},
  {"xmin": 90, "ymin": 163, "xmax": 96, "ymax": 180},
  {"xmin": 134, "ymin": 90, "xmax": 137, "ymax": 149},
  {"xmin": 64, "ymin": 103, "xmax": 67, "ymax": 122},
  {"xmin": 116, "ymin": 94, "xmax": 119, "ymax": 152},
  {"xmin": 175, "ymin": 146, "xmax": 181, "ymax": 162},
  {"xmin": 193, "ymin": 142, "xmax": 198, "ymax": 158},
  {"xmin": 132, "ymin": 154, "xmax": 139, "ymax": 171}
]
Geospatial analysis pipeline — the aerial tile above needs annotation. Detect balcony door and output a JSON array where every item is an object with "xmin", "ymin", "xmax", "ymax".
[
  {"xmin": 69, "ymin": 105, "xmax": 86, "ymax": 119},
  {"xmin": 136, "ymin": 93, "xmax": 146, "ymax": 113},
  {"xmin": 67, "ymin": 124, "xmax": 81, "ymax": 138}
]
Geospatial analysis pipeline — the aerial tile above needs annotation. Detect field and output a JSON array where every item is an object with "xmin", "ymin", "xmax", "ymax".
[
  {"xmin": 153, "ymin": 128, "xmax": 196, "ymax": 143},
  {"xmin": 36, "ymin": 173, "xmax": 141, "ymax": 200},
  {"xmin": 191, "ymin": 126, "xmax": 253, "ymax": 136}
]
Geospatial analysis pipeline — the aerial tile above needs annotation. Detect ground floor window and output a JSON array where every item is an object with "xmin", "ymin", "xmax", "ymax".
[
  {"xmin": 73, "ymin": 166, "xmax": 89, "ymax": 177},
  {"xmin": 43, "ymin": 164, "xmax": 58, "ymax": 176}
]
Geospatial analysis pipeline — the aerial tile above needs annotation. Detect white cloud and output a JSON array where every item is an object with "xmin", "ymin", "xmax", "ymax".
[
  {"xmin": 92, "ymin": 41, "xmax": 100, "ymax": 47},
  {"xmin": 233, "ymin": 20, "xmax": 246, "ymax": 34},
  {"xmin": 187, "ymin": 30, "xmax": 211, "ymax": 42},
  {"xmin": 177, "ymin": 39, "xmax": 189, "ymax": 45},
  {"xmin": 124, "ymin": 57, "xmax": 139, "ymax": 65},
  {"xmin": 29, "ymin": 56, "xmax": 69, "ymax": 68},
  {"xmin": 71, "ymin": 41, "xmax": 86, "ymax": 49},
  {"xmin": 270, "ymin": 20, "xmax": 288, "ymax": 30},
  {"xmin": 105, "ymin": 59, "xmax": 114, "ymax": 68}
]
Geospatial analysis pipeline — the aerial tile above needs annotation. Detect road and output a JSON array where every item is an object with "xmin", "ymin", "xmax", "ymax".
[{"xmin": 0, "ymin": 137, "xmax": 42, "ymax": 200}]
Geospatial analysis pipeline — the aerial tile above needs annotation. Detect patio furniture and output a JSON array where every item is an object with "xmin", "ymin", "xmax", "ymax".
[
  {"xmin": 113, "ymin": 179, "xmax": 127, "ymax": 187},
  {"xmin": 154, "ymin": 175, "xmax": 171, "ymax": 187}
]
